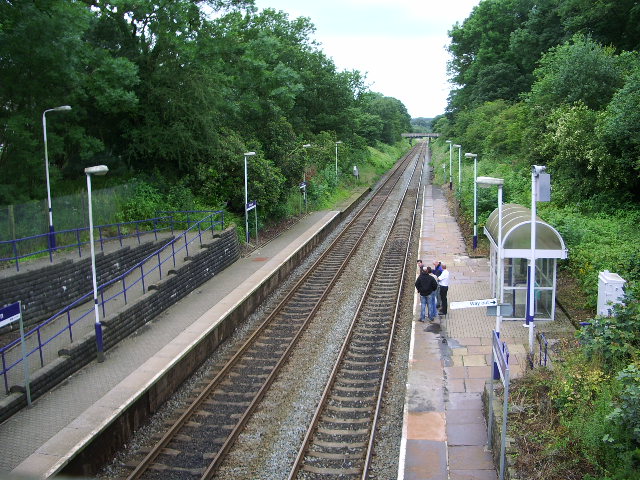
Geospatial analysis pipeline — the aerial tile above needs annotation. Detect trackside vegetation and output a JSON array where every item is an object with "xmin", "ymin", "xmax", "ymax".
[
  {"xmin": 434, "ymin": 1, "xmax": 640, "ymax": 477},
  {"xmin": 0, "ymin": 0, "xmax": 411, "ymax": 236}
]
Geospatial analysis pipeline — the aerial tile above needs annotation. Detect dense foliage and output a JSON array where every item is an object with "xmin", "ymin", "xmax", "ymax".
[
  {"xmin": 0, "ymin": 0, "xmax": 411, "ymax": 222},
  {"xmin": 437, "ymin": 1, "xmax": 640, "ymax": 477}
]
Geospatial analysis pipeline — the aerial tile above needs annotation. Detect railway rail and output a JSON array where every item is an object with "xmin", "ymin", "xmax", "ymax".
[
  {"xmin": 123, "ymin": 144, "xmax": 425, "ymax": 480},
  {"xmin": 288, "ymin": 141, "xmax": 426, "ymax": 479}
]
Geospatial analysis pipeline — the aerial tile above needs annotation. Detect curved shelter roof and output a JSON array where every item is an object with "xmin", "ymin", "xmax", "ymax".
[{"xmin": 484, "ymin": 203, "xmax": 567, "ymax": 259}]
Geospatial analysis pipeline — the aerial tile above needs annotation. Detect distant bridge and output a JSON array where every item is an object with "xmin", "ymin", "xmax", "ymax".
[{"xmin": 402, "ymin": 133, "xmax": 440, "ymax": 138}]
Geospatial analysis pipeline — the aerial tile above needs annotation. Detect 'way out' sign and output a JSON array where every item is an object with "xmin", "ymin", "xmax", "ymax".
[{"xmin": 450, "ymin": 298, "xmax": 497, "ymax": 310}]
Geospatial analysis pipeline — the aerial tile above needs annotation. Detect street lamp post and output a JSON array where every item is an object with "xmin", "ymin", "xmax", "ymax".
[
  {"xmin": 477, "ymin": 176, "xmax": 504, "ymax": 335},
  {"xmin": 525, "ymin": 165, "xmax": 546, "ymax": 358},
  {"xmin": 453, "ymin": 144, "xmax": 462, "ymax": 185},
  {"xmin": 446, "ymin": 140, "xmax": 453, "ymax": 190},
  {"xmin": 43, "ymin": 105, "xmax": 72, "ymax": 252},
  {"xmin": 302, "ymin": 144, "xmax": 311, "ymax": 213},
  {"xmin": 335, "ymin": 141, "xmax": 342, "ymax": 180},
  {"xmin": 85, "ymin": 165, "xmax": 108, "ymax": 363},
  {"xmin": 243, "ymin": 152, "xmax": 256, "ymax": 244},
  {"xmin": 465, "ymin": 153, "xmax": 479, "ymax": 249}
]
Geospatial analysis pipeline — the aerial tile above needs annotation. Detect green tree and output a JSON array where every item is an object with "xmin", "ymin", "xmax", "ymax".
[
  {"xmin": 597, "ymin": 64, "xmax": 640, "ymax": 197},
  {"xmin": 558, "ymin": 0, "xmax": 640, "ymax": 52},
  {"xmin": 527, "ymin": 35, "xmax": 624, "ymax": 111}
]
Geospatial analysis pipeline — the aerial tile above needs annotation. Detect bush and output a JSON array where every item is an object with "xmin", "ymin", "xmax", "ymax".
[{"xmin": 578, "ymin": 297, "xmax": 640, "ymax": 368}]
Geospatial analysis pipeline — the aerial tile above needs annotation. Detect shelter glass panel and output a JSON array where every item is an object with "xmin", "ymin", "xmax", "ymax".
[{"xmin": 501, "ymin": 258, "xmax": 554, "ymax": 320}]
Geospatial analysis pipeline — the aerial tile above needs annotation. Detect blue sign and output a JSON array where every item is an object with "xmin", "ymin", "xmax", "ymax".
[
  {"xmin": 299, "ymin": 181, "xmax": 307, "ymax": 189},
  {"xmin": 0, "ymin": 302, "xmax": 21, "ymax": 328},
  {"xmin": 246, "ymin": 200, "xmax": 257, "ymax": 211}
]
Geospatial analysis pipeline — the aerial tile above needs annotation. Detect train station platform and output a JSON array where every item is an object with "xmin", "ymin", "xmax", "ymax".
[
  {"xmin": 1, "ymin": 209, "xmax": 342, "ymax": 478},
  {"xmin": 399, "ymin": 181, "xmax": 570, "ymax": 480},
  {"xmin": 0, "ymin": 174, "xmax": 571, "ymax": 479}
]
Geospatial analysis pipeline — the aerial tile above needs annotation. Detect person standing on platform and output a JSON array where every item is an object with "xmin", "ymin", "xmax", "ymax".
[
  {"xmin": 426, "ymin": 266, "xmax": 439, "ymax": 321},
  {"xmin": 438, "ymin": 264, "xmax": 450, "ymax": 315},
  {"xmin": 433, "ymin": 260, "xmax": 443, "ymax": 309},
  {"xmin": 415, "ymin": 266, "xmax": 438, "ymax": 322},
  {"xmin": 417, "ymin": 259, "xmax": 423, "ymax": 274}
]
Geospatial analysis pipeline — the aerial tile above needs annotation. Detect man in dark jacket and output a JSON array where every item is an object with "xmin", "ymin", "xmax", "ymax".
[{"xmin": 415, "ymin": 266, "xmax": 438, "ymax": 322}]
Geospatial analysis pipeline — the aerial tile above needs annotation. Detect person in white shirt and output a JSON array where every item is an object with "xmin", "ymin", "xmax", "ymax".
[{"xmin": 438, "ymin": 264, "xmax": 450, "ymax": 315}]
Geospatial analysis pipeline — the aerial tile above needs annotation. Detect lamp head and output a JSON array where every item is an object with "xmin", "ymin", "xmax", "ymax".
[
  {"xmin": 303, "ymin": 144, "xmax": 311, "ymax": 148},
  {"xmin": 244, "ymin": 151, "xmax": 256, "ymax": 156},
  {"xmin": 55, "ymin": 105, "xmax": 72, "ymax": 111},
  {"xmin": 335, "ymin": 141, "xmax": 342, "ymax": 145},
  {"xmin": 464, "ymin": 153, "xmax": 477, "ymax": 158},
  {"xmin": 476, "ymin": 176, "xmax": 504, "ymax": 188},
  {"xmin": 453, "ymin": 144, "xmax": 461, "ymax": 148},
  {"xmin": 85, "ymin": 165, "xmax": 109, "ymax": 176},
  {"xmin": 446, "ymin": 140, "xmax": 452, "ymax": 144}
]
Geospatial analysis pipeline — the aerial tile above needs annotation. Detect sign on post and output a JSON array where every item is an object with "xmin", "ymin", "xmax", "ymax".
[
  {"xmin": 0, "ymin": 302, "xmax": 20, "ymax": 328},
  {"xmin": 246, "ymin": 200, "xmax": 257, "ymax": 211},
  {"xmin": 450, "ymin": 298, "xmax": 497, "ymax": 309},
  {"xmin": 0, "ymin": 302, "xmax": 31, "ymax": 406},
  {"xmin": 488, "ymin": 330, "xmax": 510, "ymax": 480}
]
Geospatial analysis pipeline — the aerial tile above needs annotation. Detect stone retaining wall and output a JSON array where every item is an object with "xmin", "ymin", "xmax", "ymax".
[
  {"xmin": 0, "ymin": 239, "xmax": 166, "ymax": 331},
  {"xmin": 0, "ymin": 228, "xmax": 239, "ymax": 423}
]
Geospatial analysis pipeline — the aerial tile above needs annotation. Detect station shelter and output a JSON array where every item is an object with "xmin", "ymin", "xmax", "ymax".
[{"xmin": 483, "ymin": 204, "xmax": 568, "ymax": 321}]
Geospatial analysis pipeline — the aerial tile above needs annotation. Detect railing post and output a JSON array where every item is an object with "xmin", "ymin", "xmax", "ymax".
[
  {"xmin": 2, "ymin": 352, "xmax": 9, "ymax": 394},
  {"xmin": 76, "ymin": 229, "xmax": 82, "ymax": 257},
  {"xmin": 118, "ymin": 224, "xmax": 123, "ymax": 247},
  {"xmin": 153, "ymin": 218, "xmax": 158, "ymax": 241},
  {"xmin": 12, "ymin": 240, "xmax": 19, "ymax": 272},
  {"xmin": 100, "ymin": 287, "xmax": 106, "ymax": 319},
  {"xmin": 122, "ymin": 277, "xmax": 128, "ymax": 304},
  {"xmin": 37, "ymin": 329, "xmax": 44, "ymax": 367},
  {"xmin": 67, "ymin": 311, "xmax": 74, "ymax": 342},
  {"xmin": 140, "ymin": 265, "xmax": 146, "ymax": 293},
  {"xmin": 136, "ymin": 223, "xmax": 141, "ymax": 244},
  {"xmin": 99, "ymin": 226, "xmax": 105, "ymax": 252},
  {"xmin": 157, "ymin": 251, "xmax": 162, "ymax": 280}
]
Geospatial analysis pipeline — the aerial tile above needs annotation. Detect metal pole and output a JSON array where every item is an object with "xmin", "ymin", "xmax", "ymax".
[
  {"xmin": 43, "ymin": 111, "xmax": 54, "ymax": 251},
  {"xmin": 243, "ymin": 152, "xmax": 255, "ymax": 244},
  {"xmin": 335, "ymin": 141, "xmax": 342, "ymax": 179},
  {"xmin": 473, "ymin": 156, "xmax": 478, "ymax": 249},
  {"xmin": 526, "ymin": 166, "xmax": 544, "ymax": 357},
  {"xmin": 244, "ymin": 155, "xmax": 249, "ymax": 244},
  {"xmin": 457, "ymin": 145, "xmax": 462, "ymax": 185},
  {"xmin": 42, "ymin": 106, "xmax": 71, "ymax": 251},
  {"xmin": 499, "ymin": 370, "xmax": 510, "ymax": 480},
  {"xmin": 496, "ymin": 184, "xmax": 503, "ymax": 335},
  {"xmin": 254, "ymin": 206, "xmax": 258, "ymax": 245},
  {"xmin": 448, "ymin": 142, "xmax": 453, "ymax": 189},
  {"xmin": 87, "ymin": 172, "xmax": 105, "ymax": 363}
]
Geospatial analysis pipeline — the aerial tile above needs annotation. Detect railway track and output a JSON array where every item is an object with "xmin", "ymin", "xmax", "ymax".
[
  {"xmin": 123, "ymin": 144, "xmax": 424, "ymax": 480},
  {"xmin": 288, "ymin": 142, "xmax": 426, "ymax": 479}
]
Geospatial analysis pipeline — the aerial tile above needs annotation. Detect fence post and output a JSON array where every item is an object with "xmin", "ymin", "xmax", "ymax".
[{"xmin": 8, "ymin": 205, "xmax": 16, "ymax": 241}]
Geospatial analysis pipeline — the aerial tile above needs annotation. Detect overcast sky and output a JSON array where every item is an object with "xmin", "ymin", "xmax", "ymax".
[{"xmin": 252, "ymin": 0, "xmax": 481, "ymax": 118}]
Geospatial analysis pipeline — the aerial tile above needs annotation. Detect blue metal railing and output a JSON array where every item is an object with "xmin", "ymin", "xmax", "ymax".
[
  {"xmin": 0, "ymin": 210, "xmax": 225, "ymax": 394},
  {"xmin": 0, "ymin": 211, "xmax": 224, "ymax": 272}
]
